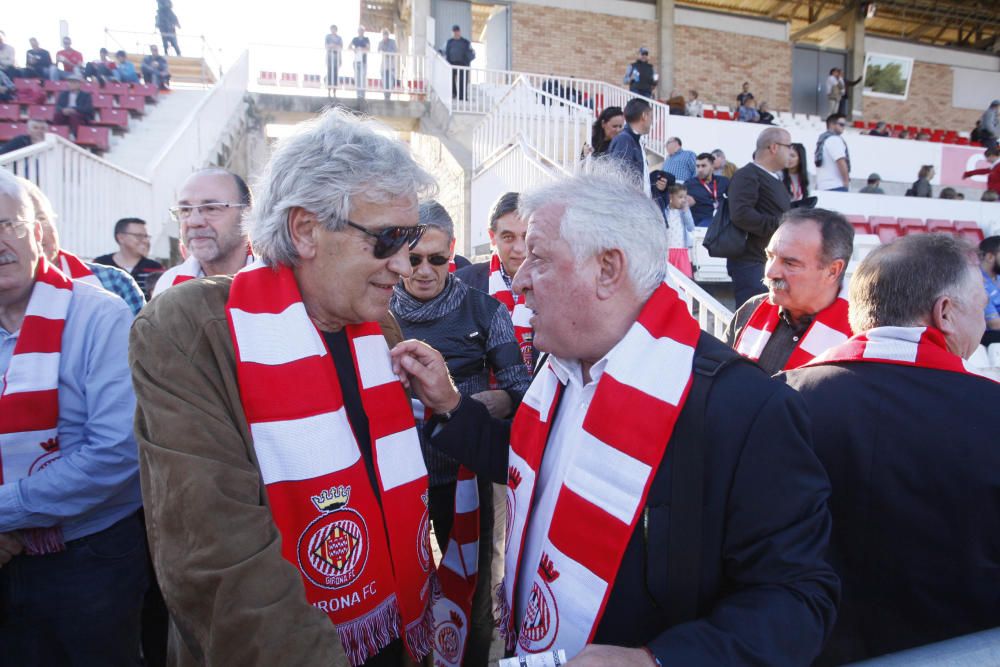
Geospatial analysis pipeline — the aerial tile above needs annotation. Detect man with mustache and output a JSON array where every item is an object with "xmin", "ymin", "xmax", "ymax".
[
  {"xmin": 153, "ymin": 168, "xmax": 253, "ymax": 297},
  {"xmin": 726, "ymin": 208, "xmax": 854, "ymax": 375},
  {"xmin": 0, "ymin": 170, "xmax": 148, "ymax": 663}
]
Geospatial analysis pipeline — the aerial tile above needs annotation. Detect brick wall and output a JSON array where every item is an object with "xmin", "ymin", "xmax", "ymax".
[
  {"xmin": 510, "ymin": 5, "xmax": 791, "ymax": 112},
  {"xmin": 862, "ymin": 61, "xmax": 979, "ymax": 134},
  {"xmin": 674, "ymin": 26, "xmax": 792, "ymax": 112}
]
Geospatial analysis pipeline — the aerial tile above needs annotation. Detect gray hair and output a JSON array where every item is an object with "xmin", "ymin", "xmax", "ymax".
[
  {"xmin": 0, "ymin": 171, "xmax": 35, "ymax": 225},
  {"xmin": 849, "ymin": 234, "xmax": 980, "ymax": 333},
  {"xmin": 519, "ymin": 160, "xmax": 667, "ymax": 300},
  {"xmin": 778, "ymin": 207, "xmax": 854, "ymax": 279},
  {"xmin": 418, "ymin": 200, "xmax": 454, "ymax": 241},
  {"xmin": 248, "ymin": 108, "xmax": 437, "ymax": 265}
]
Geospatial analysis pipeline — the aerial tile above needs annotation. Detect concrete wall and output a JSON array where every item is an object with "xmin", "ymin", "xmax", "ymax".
[
  {"xmin": 862, "ymin": 61, "xmax": 981, "ymax": 132},
  {"xmin": 411, "ymin": 131, "xmax": 471, "ymax": 256}
]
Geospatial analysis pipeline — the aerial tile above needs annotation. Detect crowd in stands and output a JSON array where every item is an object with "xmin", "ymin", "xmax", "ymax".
[{"xmin": 2, "ymin": 107, "xmax": 998, "ymax": 667}]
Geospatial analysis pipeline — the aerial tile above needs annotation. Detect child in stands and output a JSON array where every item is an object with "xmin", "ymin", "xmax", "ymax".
[{"xmin": 665, "ymin": 183, "xmax": 695, "ymax": 277}]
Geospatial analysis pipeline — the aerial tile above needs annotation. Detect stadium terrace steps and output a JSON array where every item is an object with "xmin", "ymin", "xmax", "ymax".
[{"xmin": 103, "ymin": 89, "xmax": 209, "ymax": 175}]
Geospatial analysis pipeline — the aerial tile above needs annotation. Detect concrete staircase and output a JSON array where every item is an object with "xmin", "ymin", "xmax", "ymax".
[
  {"xmin": 125, "ymin": 54, "xmax": 217, "ymax": 86},
  {"xmin": 104, "ymin": 88, "xmax": 208, "ymax": 176}
]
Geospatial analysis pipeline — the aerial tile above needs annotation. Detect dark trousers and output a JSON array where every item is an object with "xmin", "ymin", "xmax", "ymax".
[
  {"xmin": 727, "ymin": 258, "xmax": 767, "ymax": 310},
  {"xmin": 430, "ymin": 478, "xmax": 495, "ymax": 666},
  {"xmin": 451, "ymin": 67, "xmax": 469, "ymax": 100},
  {"xmin": 160, "ymin": 33, "xmax": 181, "ymax": 56},
  {"xmin": 54, "ymin": 109, "xmax": 88, "ymax": 138},
  {"xmin": 0, "ymin": 512, "xmax": 149, "ymax": 666}
]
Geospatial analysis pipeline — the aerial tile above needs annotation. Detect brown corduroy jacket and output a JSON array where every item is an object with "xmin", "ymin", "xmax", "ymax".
[{"xmin": 129, "ymin": 276, "xmax": 403, "ymax": 666}]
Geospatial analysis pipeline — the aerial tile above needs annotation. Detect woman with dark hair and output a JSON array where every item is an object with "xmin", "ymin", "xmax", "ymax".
[
  {"xmin": 582, "ymin": 105, "xmax": 624, "ymax": 158},
  {"xmin": 783, "ymin": 142, "xmax": 810, "ymax": 202},
  {"xmin": 390, "ymin": 200, "xmax": 531, "ymax": 666},
  {"xmin": 906, "ymin": 165, "xmax": 934, "ymax": 197}
]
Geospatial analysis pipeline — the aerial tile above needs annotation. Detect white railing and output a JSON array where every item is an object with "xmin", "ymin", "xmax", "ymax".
[
  {"xmin": 1, "ymin": 135, "xmax": 153, "ymax": 259},
  {"xmin": 427, "ymin": 45, "xmax": 453, "ymax": 113},
  {"xmin": 248, "ymin": 44, "xmax": 428, "ymax": 101},
  {"xmin": 473, "ymin": 77, "xmax": 591, "ymax": 175},
  {"xmin": 144, "ymin": 50, "xmax": 250, "ymax": 255},
  {"xmin": 667, "ymin": 264, "xmax": 733, "ymax": 338}
]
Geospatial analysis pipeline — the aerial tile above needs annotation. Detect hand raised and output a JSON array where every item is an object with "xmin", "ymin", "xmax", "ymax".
[{"xmin": 390, "ymin": 340, "xmax": 461, "ymax": 415}]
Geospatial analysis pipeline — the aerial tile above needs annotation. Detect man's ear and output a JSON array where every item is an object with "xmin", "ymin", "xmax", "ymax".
[
  {"xmin": 930, "ymin": 293, "xmax": 958, "ymax": 339},
  {"xmin": 288, "ymin": 207, "xmax": 320, "ymax": 260},
  {"xmin": 826, "ymin": 258, "xmax": 846, "ymax": 285},
  {"xmin": 595, "ymin": 248, "xmax": 628, "ymax": 300}
]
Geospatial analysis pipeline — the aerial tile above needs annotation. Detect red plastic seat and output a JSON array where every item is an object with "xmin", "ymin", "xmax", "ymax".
[
  {"xmin": 0, "ymin": 103, "xmax": 20, "ymax": 121},
  {"xmin": 0, "ymin": 122, "xmax": 26, "ymax": 141},
  {"xmin": 845, "ymin": 214, "xmax": 872, "ymax": 234},
  {"xmin": 703, "ymin": 109, "xmax": 716, "ymax": 119},
  {"xmin": 716, "ymin": 111, "xmax": 732, "ymax": 121},
  {"xmin": 897, "ymin": 217, "xmax": 925, "ymax": 232},
  {"xmin": 74, "ymin": 126, "xmax": 110, "ymax": 152},
  {"xmin": 954, "ymin": 220, "xmax": 985, "ymax": 243},
  {"xmin": 926, "ymin": 219, "xmax": 955, "ymax": 233},
  {"xmin": 956, "ymin": 137, "xmax": 970, "ymax": 145},
  {"xmin": 853, "ymin": 120, "xmax": 865, "ymax": 128},
  {"xmin": 47, "ymin": 124, "xmax": 70, "ymax": 139},
  {"xmin": 870, "ymin": 216, "xmax": 901, "ymax": 244},
  {"xmin": 118, "ymin": 94, "xmax": 146, "ymax": 115},
  {"xmin": 27, "ymin": 105, "xmax": 55, "ymax": 122},
  {"xmin": 91, "ymin": 93, "xmax": 115, "ymax": 109},
  {"xmin": 104, "ymin": 82, "xmax": 128, "ymax": 95},
  {"xmin": 43, "ymin": 80, "xmax": 69, "ymax": 93},
  {"xmin": 130, "ymin": 83, "xmax": 159, "ymax": 102},
  {"xmin": 94, "ymin": 108, "xmax": 129, "ymax": 131}
]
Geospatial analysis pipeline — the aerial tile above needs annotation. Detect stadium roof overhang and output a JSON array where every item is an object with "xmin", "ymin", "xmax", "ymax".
[{"xmin": 672, "ymin": 0, "xmax": 1000, "ymax": 53}]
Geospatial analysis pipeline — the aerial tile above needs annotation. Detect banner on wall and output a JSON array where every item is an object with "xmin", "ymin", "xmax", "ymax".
[
  {"xmin": 940, "ymin": 145, "xmax": 991, "ymax": 190},
  {"xmin": 863, "ymin": 53, "xmax": 914, "ymax": 101}
]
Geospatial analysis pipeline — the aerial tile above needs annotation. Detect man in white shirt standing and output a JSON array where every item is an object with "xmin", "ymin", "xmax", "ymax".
[
  {"xmin": 824, "ymin": 68, "xmax": 843, "ymax": 117},
  {"xmin": 815, "ymin": 114, "xmax": 850, "ymax": 192},
  {"xmin": 153, "ymin": 168, "xmax": 253, "ymax": 297}
]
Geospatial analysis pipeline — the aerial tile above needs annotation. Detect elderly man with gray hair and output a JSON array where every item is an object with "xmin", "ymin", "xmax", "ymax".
[
  {"xmin": 782, "ymin": 233, "xmax": 1000, "ymax": 665},
  {"xmin": 392, "ymin": 165, "xmax": 838, "ymax": 666},
  {"xmin": 131, "ymin": 109, "xmax": 443, "ymax": 666}
]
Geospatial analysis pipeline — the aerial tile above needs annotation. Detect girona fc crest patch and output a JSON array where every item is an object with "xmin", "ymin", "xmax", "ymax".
[
  {"xmin": 297, "ymin": 507, "xmax": 370, "ymax": 590},
  {"xmin": 518, "ymin": 552, "xmax": 560, "ymax": 652}
]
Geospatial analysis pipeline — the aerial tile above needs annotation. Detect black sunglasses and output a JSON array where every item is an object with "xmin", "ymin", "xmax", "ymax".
[
  {"xmin": 409, "ymin": 254, "xmax": 450, "ymax": 267},
  {"xmin": 346, "ymin": 221, "xmax": 427, "ymax": 259}
]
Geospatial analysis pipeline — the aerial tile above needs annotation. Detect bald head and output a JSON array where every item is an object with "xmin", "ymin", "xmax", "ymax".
[{"xmin": 755, "ymin": 127, "xmax": 792, "ymax": 172}]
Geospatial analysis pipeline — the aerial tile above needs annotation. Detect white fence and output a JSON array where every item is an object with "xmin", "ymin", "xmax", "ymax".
[
  {"xmin": 472, "ymin": 77, "xmax": 591, "ymax": 175},
  {"xmin": 1, "ymin": 135, "xmax": 153, "ymax": 259}
]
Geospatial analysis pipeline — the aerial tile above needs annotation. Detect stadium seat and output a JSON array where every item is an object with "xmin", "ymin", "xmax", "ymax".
[
  {"xmin": 47, "ymin": 125, "xmax": 70, "ymax": 140},
  {"xmin": 703, "ymin": 108, "xmax": 716, "ymax": 119},
  {"xmin": 853, "ymin": 120, "xmax": 865, "ymax": 129},
  {"xmin": 43, "ymin": 80, "xmax": 69, "ymax": 93},
  {"xmin": 0, "ymin": 104, "xmax": 19, "ymax": 121},
  {"xmin": 74, "ymin": 126, "xmax": 110, "ymax": 152},
  {"xmin": 91, "ymin": 94, "xmax": 115, "ymax": 109},
  {"xmin": 303, "ymin": 74, "xmax": 322, "ymax": 88},
  {"xmin": 104, "ymin": 82, "xmax": 128, "ymax": 95},
  {"xmin": 27, "ymin": 105, "xmax": 55, "ymax": 122},
  {"xmin": 0, "ymin": 122, "xmax": 26, "ymax": 142},
  {"xmin": 131, "ymin": 83, "xmax": 160, "ymax": 101},
  {"xmin": 845, "ymin": 214, "xmax": 871, "ymax": 234},
  {"xmin": 279, "ymin": 73, "xmax": 298, "ymax": 87},
  {"xmin": 716, "ymin": 110, "xmax": 732, "ymax": 120},
  {"xmin": 954, "ymin": 220, "xmax": 985, "ymax": 243},
  {"xmin": 957, "ymin": 137, "xmax": 970, "ymax": 145},
  {"xmin": 118, "ymin": 94, "xmax": 146, "ymax": 116},
  {"xmin": 898, "ymin": 218, "xmax": 927, "ymax": 235},
  {"xmin": 926, "ymin": 219, "xmax": 955, "ymax": 233},
  {"xmin": 94, "ymin": 108, "xmax": 129, "ymax": 131},
  {"xmin": 870, "ymin": 216, "xmax": 901, "ymax": 244}
]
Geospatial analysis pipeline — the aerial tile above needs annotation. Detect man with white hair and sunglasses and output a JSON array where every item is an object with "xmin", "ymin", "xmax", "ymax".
[
  {"xmin": 0, "ymin": 170, "xmax": 148, "ymax": 662},
  {"xmin": 153, "ymin": 167, "xmax": 254, "ymax": 297},
  {"xmin": 131, "ymin": 109, "xmax": 449, "ymax": 666},
  {"xmin": 393, "ymin": 164, "xmax": 838, "ymax": 666}
]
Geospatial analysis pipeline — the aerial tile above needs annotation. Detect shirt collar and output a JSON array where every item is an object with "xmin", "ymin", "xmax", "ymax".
[
  {"xmin": 778, "ymin": 307, "xmax": 815, "ymax": 334},
  {"xmin": 752, "ymin": 161, "xmax": 782, "ymax": 180}
]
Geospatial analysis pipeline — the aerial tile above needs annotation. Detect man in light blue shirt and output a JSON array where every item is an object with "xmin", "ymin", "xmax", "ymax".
[
  {"xmin": 662, "ymin": 136, "xmax": 698, "ymax": 183},
  {"xmin": 0, "ymin": 171, "xmax": 147, "ymax": 663}
]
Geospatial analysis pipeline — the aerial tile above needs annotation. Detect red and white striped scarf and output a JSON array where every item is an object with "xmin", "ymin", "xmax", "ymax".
[
  {"xmin": 226, "ymin": 260, "xmax": 433, "ymax": 666},
  {"xmin": 57, "ymin": 249, "xmax": 101, "ymax": 288},
  {"xmin": 410, "ymin": 400, "xmax": 480, "ymax": 666},
  {"xmin": 488, "ymin": 253, "xmax": 533, "ymax": 368},
  {"xmin": 735, "ymin": 289, "xmax": 852, "ymax": 370},
  {"xmin": 803, "ymin": 325, "xmax": 998, "ymax": 382},
  {"xmin": 152, "ymin": 250, "xmax": 255, "ymax": 298},
  {"xmin": 497, "ymin": 281, "xmax": 701, "ymax": 657},
  {"xmin": 0, "ymin": 257, "xmax": 72, "ymax": 555}
]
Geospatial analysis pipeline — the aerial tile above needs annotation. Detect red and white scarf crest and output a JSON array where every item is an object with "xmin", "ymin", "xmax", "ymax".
[
  {"xmin": 735, "ymin": 288, "xmax": 852, "ymax": 370},
  {"xmin": 488, "ymin": 253, "xmax": 533, "ymax": 369},
  {"xmin": 804, "ymin": 325, "xmax": 999, "ymax": 383},
  {"xmin": 497, "ymin": 281, "xmax": 701, "ymax": 657},
  {"xmin": 57, "ymin": 250, "xmax": 101, "ymax": 288},
  {"xmin": 0, "ymin": 257, "xmax": 72, "ymax": 555},
  {"xmin": 410, "ymin": 400, "xmax": 480, "ymax": 666},
  {"xmin": 226, "ymin": 260, "xmax": 433, "ymax": 666}
]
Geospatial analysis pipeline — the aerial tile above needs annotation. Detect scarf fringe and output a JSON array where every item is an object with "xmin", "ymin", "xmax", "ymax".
[
  {"xmin": 20, "ymin": 526, "xmax": 65, "ymax": 555},
  {"xmin": 336, "ymin": 596, "xmax": 403, "ymax": 667},
  {"xmin": 494, "ymin": 579, "xmax": 516, "ymax": 652},
  {"xmin": 405, "ymin": 581, "xmax": 436, "ymax": 660}
]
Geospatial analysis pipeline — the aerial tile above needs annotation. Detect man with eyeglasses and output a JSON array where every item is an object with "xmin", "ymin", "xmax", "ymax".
[
  {"xmin": 0, "ymin": 170, "xmax": 149, "ymax": 664},
  {"xmin": 129, "ymin": 109, "xmax": 465, "ymax": 666},
  {"xmin": 815, "ymin": 114, "xmax": 851, "ymax": 192},
  {"xmin": 94, "ymin": 217, "xmax": 164, "ymax": 299},
  {"xmin": 153, "ymin": 168, "xmax": 253, "ymax": 298}
]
